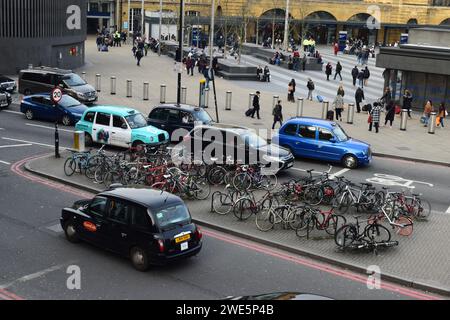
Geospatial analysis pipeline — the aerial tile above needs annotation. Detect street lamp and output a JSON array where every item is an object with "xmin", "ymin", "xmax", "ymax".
[
  {"xmin": 158, "ymin": 0, "xmax": 162, "ymax": 56},
  {"xmin": 283, "ymin": 0, "xmax": 290, "ymax": 52},
  {"xmin": 177, "ymin": 0, "xmax": 185, "ymax": 105},
  {"xmin": 141, "ymin": 0, "xmax": 145, "ymax": 37}
]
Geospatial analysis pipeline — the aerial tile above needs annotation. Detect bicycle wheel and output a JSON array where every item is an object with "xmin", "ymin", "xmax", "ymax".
[
  {"xmin": 63, "ymin": 158, "xmax": 76, "ymax": 176},
  {"xmin": 324, "ymin": 214, "xmax": 347, "ymax": 236},
  {"xmin": 304, "ymin": 186, "xmax": 323, "ymax": 206},
  {"xmin": 259, "ymin": 174, "xmax": 278, "ymax": 190},
  {"xmin": 334, "ymin": 224, "xmax": 358, "ymax": 249},
  {"xmin": 212, "ymin": 193, "xmax": 233, "ymax": 215},
  {"xmin": 208, "ymin": 167, "xmax": 227, "ymax": 185},
  {"xmin": 295, "ymin": 216, "xmax": 314, "ymax": 238},
  {"xmin": 394, "ymin": 215, "xmax": 414, "ymax": 236},
  {"xmin": 192, "ymin": 177, "xmax": 211, "ymax": 200},
  {"xmin": 414, "ymin": 198, "xmax": 431, "ymax": 221},
  {"xmin": 233, "ymin": 198, "xmax": 254, "ymax": 221},
  {"xmin": 365, "ymin": 224, "xmax": 391, "ymax": 242},
  {"xmin": 287, "ymin": 206, "xmax": 308, "ymax": 230},
  {"xmin": 85, "ymin": 156, "xmax": 101, "ymax": 180},
  {"xmin": 233, "ymin": 173, "xmax": 252, "ymax": 191},
  {"xmin": 255, "ymin": 208, "xmax": 275, "ymax": 232},
  {"xmin": 94, "ymin": 166, "xmax": 108, "ymax": 184},
  {"xmin": 333, "ymin": 192, "xmax": 351, "ymax": 214}
]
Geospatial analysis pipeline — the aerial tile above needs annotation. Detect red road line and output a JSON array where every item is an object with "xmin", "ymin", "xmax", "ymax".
[
  {"xmin": 0, "ymin": 292, "xmax": 13, "ymax": 300},
  {"xmin": 0, "ymin": 289, "xmax": 24, "ymax": 300},
  {"xmin": 10, "ymin": 154, "xmax": 444, "ymax": 301}
]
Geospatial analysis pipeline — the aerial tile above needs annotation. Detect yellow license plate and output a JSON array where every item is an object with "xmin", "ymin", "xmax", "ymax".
[{"xmin": 175, "ymin": 234, "xmax": 190, "ymax": 243}]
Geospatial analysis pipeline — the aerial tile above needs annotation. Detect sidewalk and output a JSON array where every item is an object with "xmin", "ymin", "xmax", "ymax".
[
  {"xmin": 25, "ymin": 152, "xmax": 450, "ymax": 296},
  {"xmin": 75, "ymin": 38, "xmax": 450, "ymax": 165}
]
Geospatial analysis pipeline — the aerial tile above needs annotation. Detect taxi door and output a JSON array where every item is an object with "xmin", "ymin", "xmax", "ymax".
[
  {"xmin": 92, "ymin": 112, "xmax": 112, "ymax": 145},
  {"xmin": 111, "ymin": 115, "xmax": 132, "ymax": 147}
]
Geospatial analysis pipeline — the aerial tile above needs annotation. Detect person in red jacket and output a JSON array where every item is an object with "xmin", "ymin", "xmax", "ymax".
[{"xmin": 334, "ymin": 42, "xmax": 339, "ymax": 56}]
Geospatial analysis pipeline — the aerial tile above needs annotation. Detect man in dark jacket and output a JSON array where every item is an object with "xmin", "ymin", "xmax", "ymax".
[
  {"xmin": 357, "ymin": 70, "xmax": 365, "ymax": 88},
  {"xmin": 355, "ymin": 87, "xmax": 365, "ymax": 113},
  {"xmin": 136, "ymin": 49, "xmax": 143, "ymax": 66},
  {"xmin": 272, "ymin": 100, "xmax": 283, "ymax": 129},
  {"xmin": 250, "ymin": 91, "xmax": 261, "ymax": 119},
  {"xmin": 334, "ymin": 61, "xmax": 342, "ymax": 81},
  {"xmin": 325, "ymin": 63, "xmax": 332, "ymax": 81},
  {"xmin": 351, "ymin": 66, "xmax": 359, "ymax": 86},
  {"xmin": 363, "ymin": 66, "xmax": 370, "ymax": 86}
]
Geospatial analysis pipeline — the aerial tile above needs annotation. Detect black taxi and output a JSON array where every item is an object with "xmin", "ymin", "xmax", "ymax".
[{"xmin": 60, "ymin": 187, "xmax": 202, "ymax": 271}]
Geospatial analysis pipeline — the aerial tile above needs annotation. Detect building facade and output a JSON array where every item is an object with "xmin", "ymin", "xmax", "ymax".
[
  {"xmin": 87, "ymin": 0, "xmax": 118, "ymax": 34},
  {"xmin": 0, "ymin": 0, "xmax": 87, "ymax": 74}
]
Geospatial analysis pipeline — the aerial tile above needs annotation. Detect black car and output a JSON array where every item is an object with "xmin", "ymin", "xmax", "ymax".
[
  {"xmin": 0, "ymin": 75, "xmax": 17, "ymax": 93},
  {"xmin": 60, "ymin": 187, "xmax": 202, "ymax": 271},
  {"xmin": 148, "ymin": 104, "xmax": 214, "ymax": 139},
  {"xmin": 179, "ymin": 124, "xmax": 295, "ymax": 171}
]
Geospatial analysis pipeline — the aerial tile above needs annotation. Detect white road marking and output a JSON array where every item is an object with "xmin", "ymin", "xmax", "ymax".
[
  {"xmin": 2, "ymin": 110, "xmax": 22, "ymax": 115},
  {"xmin": 366, "ymin": 174, "xmax": 434, "ymax": 189},
  {"xmin": 1, "ymin": 137, "xmax": 68, "ymax": 150},
  {"xmin": 0, "ymin": 160, "xmax": 11, "ymax": 165},
  {"xmin": 329, "ymin": 168, "xmax": 350, "ymax": 180},
  {"xmin": 0, "ymin": 128, "xmax": 5, "ymax": 130},
  {"xmin": 26, "ymin": 123, "xmax": 75, "ymax": 133},
  {"xmin": 446, "ymin": 206, "xmax": 450, "ymax": 214},
  {"xmin": 0, "ymin": 143, "xmax": 32, "ymax": 149},
  {"xmin": 46, "ymin": 224, "xmax": 63, "ymax": 233}
]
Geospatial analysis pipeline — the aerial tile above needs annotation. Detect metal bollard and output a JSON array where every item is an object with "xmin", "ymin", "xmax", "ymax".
[
  {"xmin": 204, "ymin": 88, "xmax": 210, "ymax": 108},
  {"xmin": 347, "ymin": 103, "xmax": 355, "ymax": 124},
  {"xmin": 225, "ymin": 91, "xmax": 232, "ymax": 110},
  {"xmin": 321, "ymin": 101, "xmax": 329, "ymax": 119},
  {"xmin": 95, "ymin": 74, "xmax": 101, "ymax": 92},
  {"xmin": 296, "ymin": 97, "xmax": 304, "ymax": 117},
  {"xmin": 126, "ymin": 80, "xmax": 132, "ymax": 98},
  {"xmin": 400, "ymin": 109, "xmax": 408, "ymax": 131},
  {"xmin": 82, "ymin": 72, "xmax": 86, "ymax": 81},
  {"xmin": 160, "ymin": 84, "xmax": 166, "ymax": 103},
  {"xmin": 248, "ymin": 93, "xmax": 255, "ymax": 109},
  {"xmin": 428, "ymin": 112, "xmax": 437, "ymax": 134},
  {"xmin": 73, "ymin": 131, "xmax": 85, "ymax": 152},
  {"xmin": 143, "ymin": 82, "xmax": 149, "ymax": 101},
  {"xmin": 272, "ymin": 95, "xmax": 279, "ymax": 109},
  {"xmin": 110, "ymin": 76, "xmax": 116, "ymax": 95},
  {"xmin": 181, "ymin": 86, "xmax": 187, "ymax": 104}
]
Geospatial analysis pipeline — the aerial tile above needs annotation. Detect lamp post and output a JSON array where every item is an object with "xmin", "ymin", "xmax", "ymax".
[
  {"xmin": 127, "ymin": 0, "xmax": 131, "ymax": 36},
  {"xmin": 177, "ymin": 0, "xmax": 184, "ymax": 105},
  {"xmin": 141, "ymin": 0, "xmax": 145, "ymax": 37},
  {"xmin": 283, "ymin": 0, "xmax": 290, "ymax": 52},
  {"xmin": 158, "ymin": 0, "xmax": 162, "ymax": 56}
]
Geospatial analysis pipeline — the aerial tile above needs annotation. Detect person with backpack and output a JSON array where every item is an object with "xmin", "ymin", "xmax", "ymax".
[
  {"xmin": 351, "ymin": 66, "xmax": 359, "ymax": 86},
  {"xmin": 307, "ymin": 78, "xmax": 315, "ymax": 101},
  {"xmin": 334, "ymin": 61, "xmax": 342, "ymax": 81},
  {"xmin": 363, "ymin": 66, "xmax": 370, "ymax": 86},
  {"xmin": 272, "ymin": 100, "xmax": 283, "ymax": 129},
  {"xmin": 250, "ymin": 91, "xmax": 261, "ymax": 119},
  {"xmin": 355, "ymin": 87, "xmax": 365, "ymax": 113},
  {"xmin": 332, "ymin": 94, "xmax": 344, "ymax": 121},
  {"xmin": 325, "ymin": 63, "xmax": 332, "ymax": 81}
]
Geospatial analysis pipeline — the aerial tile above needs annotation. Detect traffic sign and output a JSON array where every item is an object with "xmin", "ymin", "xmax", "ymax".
[{"xmin": 51, "ymin": 87, "xmax": 63, "ymax": 104}]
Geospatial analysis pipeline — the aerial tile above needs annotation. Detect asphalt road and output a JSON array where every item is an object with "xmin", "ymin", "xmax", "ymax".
[{"xmin": 0, "ymin": 104, "xmax": 447, "ymax": 300}]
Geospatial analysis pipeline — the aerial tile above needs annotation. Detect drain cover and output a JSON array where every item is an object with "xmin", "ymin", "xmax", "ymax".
[{"xmin": 396, "ymin": 146, "xmax": 411, "ymax": 151}]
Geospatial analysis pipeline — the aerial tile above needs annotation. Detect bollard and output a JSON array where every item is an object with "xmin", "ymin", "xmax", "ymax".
[
  {"xmin": 73, "ymin": 131, "xmax": 85, "ymax": 152},
  {"xmin": 428, "ymin": 112, "xmax": 437, "ymax": 134},
  {"xmin": 95, "ymin": 74, "xmax": 101, "ymax": 92},
  {"xmin": 82, "ymin": 72, "xmax": 86, "ymax": 81},
  {"xmin": 204, "ymin": 88, "xmax": 210, "ymax": 108},
  {"xmin": 160, "ymin": 84, "xmax": 166, "ymax": 103},
  {"xmin": 296, "ymin": 97, "xmax": 304, "ymax": 117},
  {"xmin": 126, "ymin": 80, "xmax": 132, "ymax": 98},
  {"xmin": 248, "ymin": 93, "xmax": 255, "ymax": 109},
  {"xmin": 400, "ymin": 109, "xmax": 408, "ymax": 131},
  {"xmin": 225, "ymin": 91, "xmax": 232, "ymax": 110},
  {"xmin": 181, "ymin": 86, "xmax": 187, "ymax": 104},
  {"xmin": 110, "ymin": 76, "xmax": 116, "ymax": 95},
  {"xmin": 272, "ymin": 95, "xmax": 279, "ymax": 109},
  {"xmin": 321, "ymin": 101, "xmax": 329, "ymax": 119},
  {"xmin": 143, "ymin": 82, "xmax": 149, "ymax": 101},
  {"xmin": 347, "ymin": 103, "xmax": 355, "ymax": 124}
]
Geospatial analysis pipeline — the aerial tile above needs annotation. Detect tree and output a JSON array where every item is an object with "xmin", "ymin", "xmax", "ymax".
[{"xmin": 235, "ymin": 0, "xmax": 255, "ymax": 64}]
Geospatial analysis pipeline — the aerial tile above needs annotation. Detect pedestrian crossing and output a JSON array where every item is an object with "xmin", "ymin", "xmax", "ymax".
[{"xmin": 240, "ymin": 48, "xmax": 386, "ymax": 105}]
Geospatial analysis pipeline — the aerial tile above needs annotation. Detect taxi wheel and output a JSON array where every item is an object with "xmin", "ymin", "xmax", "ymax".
[
  {"xmin": 25, "ymin": 109, "xmax": 34, "ymax": 120},
  {"xmin": 130, "ymin": 247, "xmax": 150, "ymax": 272},
  {"xmin": 85, "ymin": 133, "xmax": 93, "ymax": 147},
  {"xmin": 62, "ymin": 115, "xmax": 71, "ymax": 126},
  {"xmin": 64, "ymin": 221, "xmax": 80, "ymax": 243},
  {"xmin": 342, "ymin": 155, "xmax": 358, "ymax": 169}
]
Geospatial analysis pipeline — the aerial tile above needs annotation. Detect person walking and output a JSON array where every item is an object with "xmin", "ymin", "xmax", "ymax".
[
  {"xmin": 363, "ymin": 66, "xmax": 370, "ymax": 87},
  {"xmin": 369, "ymin": 102, "xmax": 382, "ymax": 133},
  {"xmin": 337, "ymin": 84, "xmax": 345, "ymax": 97},
  {"xmin": 307, "ymin": 78, "xmax": 315, "ymax": 101},
  {"xmin": 250, "ymin": 91, "xmax": 261, "ymax": 119},
  {"xmin": 287, "ymin": 79, "xmax": 296, "ymax": 102},
  {"xmin": 334, "ymin": 61, "xmax": 343, "ymax": 81},
  {"xmin": 380, "ymin": 87, "xmax": 392, "ymax": 109},
  {"xmin": 355, "ymin": 87, "xmax": 365, "ymax": 113},
  {"xmin": 272, "ymin": 100, "xmax": 283, "ymax": 129},
  {"xmin": 423, "ymin": 100, "xmax": 433, "ymax": 127},
  {"xmin": 351, "ymin": 66, "xmax": 359, "ymax": 86},
  {"xmin": 402, "ymin": 89, "xmax": 413, "ymax": 118},
  {"xmin": 332, "ymin": 94, "xmax": 344, "ymax": 121},
  {"xmin": 135, "ymin": 49, "xmax": 143, "ymax": 66},
  {"xmin": 357, "ymin": 69, "xmax": 365, "ymax": 88},
  {"xmin": 384, "ymin": 101, "xmax": 395, "ymax": 128},
  {"xmin": 325, "ymin": 63, "xmax": 332, "ymax": 81},
  {"xmin": 437, "ymin": 102, "xmax": 446, "ymax": 128},
  {"xmin": 186, "ymin": 57, "xmax": 194, "ymax": 76},
  {"xmin": 333, "ymin": 42, "xmax": 339, "ymax": 56}
]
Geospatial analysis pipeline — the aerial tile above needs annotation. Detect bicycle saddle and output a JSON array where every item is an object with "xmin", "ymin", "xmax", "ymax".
[
  {"xmin": 353, "ymin": 215, "xmax": 362, "ymax": 220},
  {"xmin": 306, "ymin": 169, "xmax": 314, "ymax": 173},
  {"xmin": 360, "ymin": 182, "xmax": 372, "ymax": 187}
]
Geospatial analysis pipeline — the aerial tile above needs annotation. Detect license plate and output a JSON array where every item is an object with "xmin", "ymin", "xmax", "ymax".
[
  {"xmin": 286, "ymin": 162, "xmax": 294, "ymax": 168},
  {"xmin": 0, "ymin": 103, "xmax": 7, "ymax": 107},
  {"xmin": 180, "ymin": 242, "xmax": 188, "ymax": 251},
  {"xmin": 175, "ymin": 234, "xmax": 190, "ymax": 243},
  {"xmin": 88, "ymin": 97, "xmax": 95, "ymax": 101},
  {"xmin": 7, "ymin": 87, "xmax": 13, "ymax": 91}
]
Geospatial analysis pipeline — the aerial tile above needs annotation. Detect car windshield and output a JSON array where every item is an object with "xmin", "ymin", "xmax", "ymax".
[
  {"xmin": 333, "ymin": 125, "xmax": 349, "ymax": 142},
  {"xmin": 153, "ymin": 204, "xmax": 190, "ymax": 229},
  {"xmin": 63, "ymin": 74, "xmax": 86, "ymax": 87},
  {"xmin": 194, "ymin": 109, "xmax": 213, "ymax": 123},
  {"xmin": 125, "ymin": 112, "xmax": 148, "ymax": 129},
  {"xmin": 58, "ymin": 95, "xmax": 81, "ymax": 108},
  {"xmin": 242, "ymin": 132, "xmax": 267, "ymax": 148}
]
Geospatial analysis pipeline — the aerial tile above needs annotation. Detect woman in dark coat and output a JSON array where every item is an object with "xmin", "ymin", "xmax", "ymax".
[
  {"xmin": 384, "ymin": 101, "xmax": 395, "ymax": 127},
  {"xmin": 402, "ymin": 89, "xmax": 413, "ymax": 118}
]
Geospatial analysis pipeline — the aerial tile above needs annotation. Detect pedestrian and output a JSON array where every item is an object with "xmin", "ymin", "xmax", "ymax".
[
  {"xmin": 144, "ymin": 42, "xmax": 149, "ymax": 56},
  {"xmin": 96, "ymin": 34, "xmax": 103, "ymax": 51},
  {"xmin": 369, "ymin": 102, "xmax": 382, "ymax": 133},
  {"xmin": 380, "ymin": 87, "xmax": 392, "ymax": 109},
  {"xmin": 437, "ymin": 102, "xmax": 446, "ymax": 128},
  {"xmin": 363, "ymin": 66, "xmax": 370, "ymax": 86},
  {"xmin": 332, "ymin": 94, "xmax": 344, "ymax": 121},
  {"xmin": 384, "ymin": 101, "xmax": 395, "ymax": 128},
  {"xmin": 351, "ymin": 66, "xmax": 359, "ymax": 86},
  {"xmin": 301, "ymin": 54, "xmax": 307, "ymax": 71},
  {"xmin": 307, "ymin": 78, "xmax": 315, "ymax": 101},
  {"xmin": 325, "ymin": 63, "xmax": 332, "ymax": 81},
  {"xmin": 357, "ymin": 70, "xmax": 365, "ymax": 88},
  {"xmin": 334, "ymin": 61, "xmax": 342, "ymax": 81},
  {"xmin": 355, "ymin": 87, "xmax": 365, "ymax": 113},
  {"xmin": 135, "ymin": 49, "xmax": 143, "ymax": 66},
  {"xmin": 333, "ymin": 42, "xmax": 339, "ymax": 56},
  {"xmin": 203, "ymin": 66, "xmax": 211, "ymax": 88},
  {"xmin": 272, "ymin": 100, "xmax": 283, "ymax": 129},
  {"xmin": 186, "ymin": 57, "xmax": 194, "ymax": 76},
  {"xmin": 132, "ymin": 45, "xmax": 137, "ymax": 58},
  {"xmin": 250, "ymin": 91, "xmax": 261, "ymax": 119},
  {"xmin": 287, "ymin": 79, "xmax": 296, "ymax": 102},
  {"xmin": 337, "ymin": 84, "xmax": 345, "ymax": 97},
  {"xmin": 264, "ymin": 66, "xmax": 270, "ymax": 82},
  {"xmin": 402, "ymin": 89, "xmax": 413, "ymax": 118},
  {"xmin": 423, "ymin": 100, "xmax": 433, "ymax": 127}
]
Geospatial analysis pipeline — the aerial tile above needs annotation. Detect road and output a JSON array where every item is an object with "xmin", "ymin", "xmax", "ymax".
[{"xmin": 0, "ymin": 105, "xmax": 447, "ymax": 300}]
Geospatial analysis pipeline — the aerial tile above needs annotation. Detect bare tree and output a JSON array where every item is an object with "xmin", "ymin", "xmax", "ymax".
[{"xmin": 234, "ymin": 0, "xmax": 254, "ymax": 64}]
